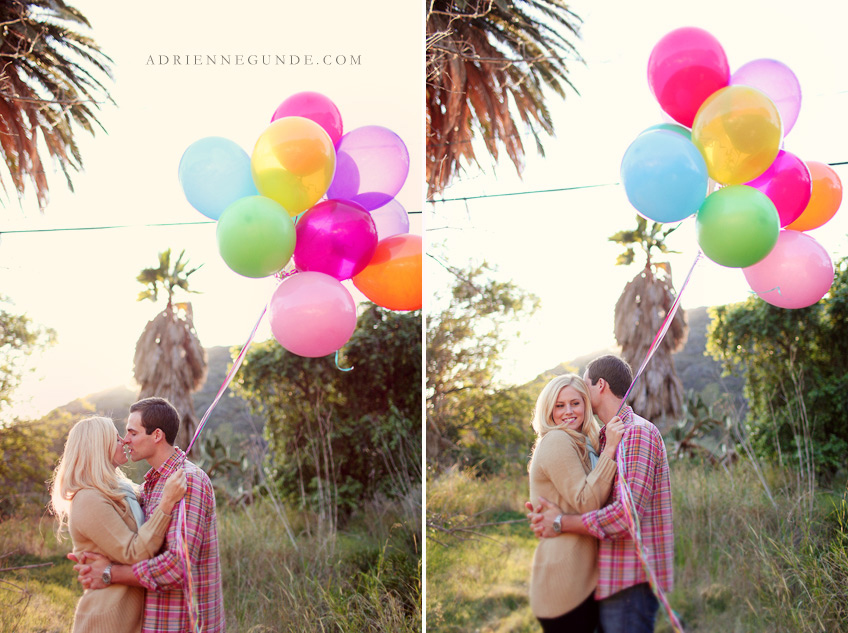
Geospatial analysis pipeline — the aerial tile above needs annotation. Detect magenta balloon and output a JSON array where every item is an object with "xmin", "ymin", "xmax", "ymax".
[
  {"xmin": 743, "ymin": 230, "xmax": 834, "ymax": 309},
  {"xmin": 745, "ymin": 150, "xmax": 812, "ymax": 227},
  {"xmin": 370, "ymin": 198, "xmax": 410, "ymax": 240},
  {"xmin": 647, "ymin": 27, "xmax": 730, "ymax": 127},
  {"xmin": 269, "ymin": 271, "xmax": 357, "ymax": 357},
  {"xmin": 731, "ymin": 59, "xmax": 802, "ymax": 135},
  {"xmin": 326, "ymin": 126, "xmax": 410, "ymax": 210},
  {"xmin": 293, "ymin": 199, "xmax": 378, "ymax": 280},
  {"xmin": 270, "ymin": 92, "xmax": 344, "ymax": 147}
]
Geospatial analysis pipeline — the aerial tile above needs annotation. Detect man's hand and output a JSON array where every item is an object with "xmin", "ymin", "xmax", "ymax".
[
  {"xmin": 524, "ymin": 496, "xmax": 564, "ymax": 539},
  {"xmin": 73, "ymin": 551, "xmax": 111, "ymax": 590}
]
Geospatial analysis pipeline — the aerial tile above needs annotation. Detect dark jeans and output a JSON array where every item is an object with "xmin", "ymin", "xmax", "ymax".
[
  {"xmin": 598, "ymin": 583, "xmax": 659, "ymax": 633},
  {"xmin": 537, "ymin": 592, "xmax": 599, "ymax": 633}
]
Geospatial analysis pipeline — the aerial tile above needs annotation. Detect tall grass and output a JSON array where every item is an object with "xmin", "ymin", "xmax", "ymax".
[
  {"xmin": 0, "ymin": 490, "xmax": 420, "ymax": 633},
  {"xmin": 427, "ymin": 459, "xmax": 848, "ymax": 633}
]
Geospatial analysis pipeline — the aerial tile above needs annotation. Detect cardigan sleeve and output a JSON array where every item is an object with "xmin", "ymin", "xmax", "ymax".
[
  {"xmin": 539, "ymin": 431, "xmax": 617, "ymax": 514},
  {"xmin": 71, "ymin": 489, "xmax": 172, "ymax": 564}
]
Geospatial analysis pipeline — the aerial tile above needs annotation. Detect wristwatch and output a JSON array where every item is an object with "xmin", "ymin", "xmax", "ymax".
[
  {"xmin": 102, "ymin": 563, "xmax": 113, "ymax": 586},
  {"xmin": 552, "ymin": 513, "xmax": 563, "ymax": 534}
]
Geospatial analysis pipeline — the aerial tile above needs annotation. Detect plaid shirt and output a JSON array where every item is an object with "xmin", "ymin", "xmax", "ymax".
[
  {"xmin": 135, "ymin": 448, "xmax": 225, "ymax": 632},
  {"xmin": 581, "ymin": 406, "xmax": 674, "ymax": 600}
]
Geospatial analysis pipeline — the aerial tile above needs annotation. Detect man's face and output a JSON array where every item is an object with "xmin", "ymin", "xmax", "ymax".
[
  {"xmin": 583, "ymin": 370, "xmax": 601, "ymax": 410},
  {"xmin": 123, "ymin": 411, "xmax": 155, "ymax": 463}
]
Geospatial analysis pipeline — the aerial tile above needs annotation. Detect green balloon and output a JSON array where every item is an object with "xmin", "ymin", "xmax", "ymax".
[
  {"xmin": 696, "ymin": 185, "xmax": 779, "ymax": 268},
  {"xmin": 216, "ymin": 196, "xmax": 296, "ymax": 278},
  {"xmin": 642, "ymin": 123, "xmax": 692, "ymax": 141}
]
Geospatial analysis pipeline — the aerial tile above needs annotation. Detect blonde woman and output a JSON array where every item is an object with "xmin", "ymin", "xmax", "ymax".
[
  {"xmin": 50, "ymin": 416, "xmax": 186, "ymax": 633},
  {"xmin": 528, "ymin": 374, "xmax": 624, "ymax": 632}
]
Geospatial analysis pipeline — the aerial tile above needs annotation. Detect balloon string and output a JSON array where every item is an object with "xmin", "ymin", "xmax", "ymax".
[
  {"xmin": 618, "ymin": 250, "xmax": 703, "ymax": 408},
  {"xmin": 176, "ymin": 301, "xmax": 267, "ymax": 631},
  {"xmin": 334, "ymin": 350, "xmax": 353, "ymax": 372},
  {"xmin": 751, "ymin": 285, "xmax": 782, "ymax": 297},
  {"xmin": 186, "ymin": 303, "xmax": 268, "ymax": 454},
  {"xmin": 612, "ymin": 249, "xmax": 702, "ymax": 633}
]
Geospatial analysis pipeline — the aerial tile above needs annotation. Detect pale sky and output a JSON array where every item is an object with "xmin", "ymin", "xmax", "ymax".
[
  {"xmin": 0, "ymin": 0, "xmax": 423, "ymax": 419},
  {"xmin": 426, "ymin": 0, "xmax": 848, "ymax": 385}
]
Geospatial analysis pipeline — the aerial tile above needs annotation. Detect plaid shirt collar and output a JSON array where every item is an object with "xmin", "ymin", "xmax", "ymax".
[{"xmin": 143, "ymin": 447, "xmax": 186, "ymax": 492}]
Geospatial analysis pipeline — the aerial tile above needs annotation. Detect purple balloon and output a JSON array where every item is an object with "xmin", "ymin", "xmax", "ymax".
[
  {"xmin": 731, "ymin": 59, "xmax": 802, "ymax": 135},
  {"xmin": 745, "ymin": 150, "xmax": 811, "ymax": 227},
  {"xmin": 326, "ymin": 126, "xmax": 410, "ymax": 210},
  {"xmin": 370, "ymin": 198, "xmax": 410, "ymax": 241},
  {"xmin": 293, "ymin": 199, "xmax": 378, "ymax": 280}
]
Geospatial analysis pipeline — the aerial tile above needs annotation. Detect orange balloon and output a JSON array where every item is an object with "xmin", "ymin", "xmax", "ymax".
[
  {"xmin": 251, "ymin": 116, "xmax": 335, "ymax": 216},
  {"xmin": 785, "ymin": 161, "xmax": 842, "ymax": 231},
  {"xmin": 353, "ymin": 234, "xmax": 421, "ymax": 311}
]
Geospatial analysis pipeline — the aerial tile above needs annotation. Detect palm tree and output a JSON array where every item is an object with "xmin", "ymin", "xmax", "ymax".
[
  {"xmin": 0, "ymin": 0, "xmax": 113, "ymax": 210},
  {"xmin": 133, "ymin": 249, "xmax": 207, "ymax": 453},
  {"xmin": 426, "ymin": 0, "xmax": 583, "ymax": 197},
  {"xmin": 610, "ymin": 217, "xmax": 689, "ymax": 428}
]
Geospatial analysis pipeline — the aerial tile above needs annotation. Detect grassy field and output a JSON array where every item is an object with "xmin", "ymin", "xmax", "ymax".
[
  {"xmin": 426, "ymin": 460, "xmax": 848, "ymax": 633},
  {"xmin": 0, "ymin": 491, "xmax": 421, "ymax": 633}
]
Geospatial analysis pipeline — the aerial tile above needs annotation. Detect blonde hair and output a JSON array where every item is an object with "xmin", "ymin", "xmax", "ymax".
[
  {"xmin": 49, "ymin": 416, "xmax": 131, "ymax": 538},
  {"xmin": 530, "ymin": 374, "xmax": 601, "ymax": 466}
]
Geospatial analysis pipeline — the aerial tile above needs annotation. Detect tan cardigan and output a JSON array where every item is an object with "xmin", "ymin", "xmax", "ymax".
[
  {"xmin": 528, "ymin": 429, "xmax": 617, "ymax": 618},
  {"xmin": 68, "ymin": 487, "xmax": 172, "ymax": 633}
]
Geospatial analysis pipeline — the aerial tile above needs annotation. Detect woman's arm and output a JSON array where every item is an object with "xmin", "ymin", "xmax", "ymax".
[
  {"xmin": 70, "ymin": 489, "xmax": 173, "ymax": 565},
  {"xmin": 540, "ymin": 432, "xmax": 617, "ymax": 514}
]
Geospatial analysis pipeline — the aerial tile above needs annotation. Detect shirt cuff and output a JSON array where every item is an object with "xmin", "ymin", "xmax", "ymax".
[
  {"xmin": 131, "ymin": 560, "xmax": 158, "ymax": 591},
  {"xmin": 581, "ymin": 511, "xmax": 607, "ymax": 540}
]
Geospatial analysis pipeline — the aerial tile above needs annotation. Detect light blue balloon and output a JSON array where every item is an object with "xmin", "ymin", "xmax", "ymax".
[
  {"xmin": 620, "ymin": 130, "xmax": 708, "ymax": 223},
  {"xmin": 178, "ymin": 137, "xmax": 258, "ymax": 220}
]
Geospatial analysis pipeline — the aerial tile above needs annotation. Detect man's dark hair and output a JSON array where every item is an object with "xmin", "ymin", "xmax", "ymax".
[
  {"xmin": 586, "ymin": 355, "xmax": 633, "ymax": 399},
  {"xmin": 130, "ymin": 397, "xmax": 180, "ymax": 446}
]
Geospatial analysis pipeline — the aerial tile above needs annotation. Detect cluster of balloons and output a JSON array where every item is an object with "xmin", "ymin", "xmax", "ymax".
[
  {"xmin": 621, "ymin": 27, "xmax": 842, "ymax": 309},
  {"xmin": 178, "ymin": 91, "xmax": 422, "ymax": 357}
]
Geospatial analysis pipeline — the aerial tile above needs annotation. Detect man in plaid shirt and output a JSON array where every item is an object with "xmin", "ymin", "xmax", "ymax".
[
  {"xmin": 75, "ymin": 397, "xmax": 226, "ymax": 632},
  {"xmin": 527, "ymin": 355, "xmax": 673, "ymax": 633}
]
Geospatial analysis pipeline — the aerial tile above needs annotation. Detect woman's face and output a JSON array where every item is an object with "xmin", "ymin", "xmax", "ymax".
[
  {"xmin": 552, "ymin": 385, "xmax": 585, "ymax": 431},
  {"xmin": 111, "ymin": 431, "xmax": 128, "ymax": 467}
]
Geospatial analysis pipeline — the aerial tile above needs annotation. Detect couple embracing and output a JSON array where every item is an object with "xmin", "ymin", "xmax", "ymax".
[
  {"xmin": 526, "ymin": 355, "xmax": 674, "ymax": 633},
  {"xmin": 49, "ymin": 397, "xmax": 225, "ymax": 632}
]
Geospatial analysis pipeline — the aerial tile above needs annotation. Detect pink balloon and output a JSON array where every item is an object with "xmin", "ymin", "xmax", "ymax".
[
  {"xmin": 270, "ymin": 92, "xmax": 344, "ymax": 147},
  {"xmin": 370, "ymin": 198, "xmax": 410, "ymax": 240},
  {"xmin": 293, "ymin": 199, "xmax": 378, "ymax": 280},
  {"xmin": 745, "ymin": 150, "xmax": 812, "ymax": 227},
  {"xmin": 731, "ymin": 59, "xmax": 802, "ymax": 136},
  {"xmin": 743, "ymin": 230, "xmax": 834, "ymax": 309},
  {"xmin": 269, "ymin": 272, "xmax": 357, "ymax": 357},
  {"xmin": 647, "ymin": 27, "xmax": 730, "ymax": 127}
]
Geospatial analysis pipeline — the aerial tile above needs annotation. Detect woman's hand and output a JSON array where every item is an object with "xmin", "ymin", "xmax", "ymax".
[
  {"xmin": 159, "ymin": 469, "xmax": 187, "ymax": 515},
  {"xmin": 601, "ymin": 417, "xmax": 626, "ymax": 460}
]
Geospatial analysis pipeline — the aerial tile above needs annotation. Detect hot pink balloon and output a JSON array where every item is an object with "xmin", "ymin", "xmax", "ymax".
[
  {"xmin": 743, "ymin": 230, "xmax": 834, "ymax": 309},
  {"xmin": 270, "ymin": 91, "xmax": 344, "ymax": 147},
  {"xmin": 269, "ymin": 271, "xmax": 357, "ymax": 357},
  {"xmin": 745, "ymin": 150, "xmax": 812, "ymax": 227},
  {"xmin": 326, "ymin": 125, "xmax": 410, "ymax": 211},
  {"xmin": 731, "ymin": 59, "xmax": 802, "ymax": 136},
  {"xmin": 370, "ymin": 198, "xmax": 410, "ymax": 241},
  {"xmin": 647, "ymin": 27, "xmax": 730, "ymax": 127},
  {"xmin": 293, "ymin": 199, "xmax": 378, "ymax": 280}
]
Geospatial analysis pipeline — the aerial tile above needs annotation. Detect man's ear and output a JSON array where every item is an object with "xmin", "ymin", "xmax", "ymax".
[
  {"xmin": 597, "ymin": 378, "xmax": 606, "ymax": 393},
  {"xmin": 152, "ymin": 428, "xmax": 164, "ymax": 444}
]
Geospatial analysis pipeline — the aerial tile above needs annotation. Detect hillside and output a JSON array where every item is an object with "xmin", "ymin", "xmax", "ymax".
[
  {"xmin": 528, "ymin": 306, "xmax": 745, "ymax": 407},
  {"xmin": 55, "ymin": 345, "xmax": 265, "ymax": 440}
]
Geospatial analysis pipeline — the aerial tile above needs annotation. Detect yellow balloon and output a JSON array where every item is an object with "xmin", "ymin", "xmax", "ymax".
[
  {"xmin": 251, "ymin": 116, "xmax": 336, "ymax": 216},
  {"xmin": 692, "ymin": 85, "xmax": 782, "ymax": 185}
]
